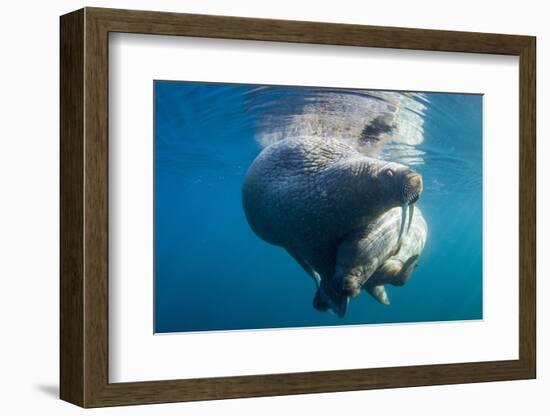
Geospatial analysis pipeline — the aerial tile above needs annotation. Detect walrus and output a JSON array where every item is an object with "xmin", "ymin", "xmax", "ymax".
[
  {"xmin": 328, "ymin": 206, "xmax": 427, "ymax": 307},
  {"xmin": 242, "ymin": 136, "xmax": 423, "ymax": 317}
]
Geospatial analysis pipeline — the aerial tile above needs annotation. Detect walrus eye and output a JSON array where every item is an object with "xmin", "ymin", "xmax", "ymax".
[{"xmin": 384, "ymin": 168, "xmax": 394, "ymax": 178}]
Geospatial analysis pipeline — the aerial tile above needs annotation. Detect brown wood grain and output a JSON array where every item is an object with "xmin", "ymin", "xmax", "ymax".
[
  {"xmin": 518, "ymin": 38, "xmax": 536, "ymax": 375},
  {"xmin": 59, "ymin": 7, "xmax": 537, "ymax": 408},
  {"xmin": 59, "ymin": 8, "xmax": 85, "ymax": 407}
]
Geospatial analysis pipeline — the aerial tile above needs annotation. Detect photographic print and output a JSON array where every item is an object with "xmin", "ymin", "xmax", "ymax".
[{"xmin": 154, "ymin": 81, "xmax": 482, "ymax": 333}]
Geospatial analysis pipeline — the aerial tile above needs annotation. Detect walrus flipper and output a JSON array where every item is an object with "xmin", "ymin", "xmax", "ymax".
[
  {"xmin": 313, "ymin": 282, "xmax": 349, "ymax": 318},
  {"xmin": 372, "ymin": 255, "xmax": 420, "ymax": 287},
  {"xmin": 285, "ymin": 248, "xmax": 348, "ymax": 316},
  {"xmin": 312, "ymin": 289, "xmax": 330, "ymax": 311},
  {"xmin": 394, "ymin": 255, "xmax": 419, "ymax": 286},
  {"xmin": 364, "ymin": 284, "xmax": 390, "ymax": 305},
  {"xmin": 286, "ymin": 249, "xmax": 321, "ymax": 288}
]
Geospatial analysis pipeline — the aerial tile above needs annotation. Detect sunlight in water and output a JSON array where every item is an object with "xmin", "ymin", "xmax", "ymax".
[{"xmin": 246, "ymin": 87, "xmax": 427, "ymax": 164}]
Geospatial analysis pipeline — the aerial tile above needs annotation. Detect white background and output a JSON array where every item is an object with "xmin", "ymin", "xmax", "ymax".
[
  {"xmin": 110, "ymin": 34, "xmax": 519, "ymax": 382},
  {"xmin": 0, "ymin": 0, "xmax": 546, "ymax": 414}
]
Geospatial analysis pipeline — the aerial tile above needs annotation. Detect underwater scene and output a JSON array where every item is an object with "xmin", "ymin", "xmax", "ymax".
[{"xmin": 154, "ymin": 81, "xmax": 483, "ymax": 333}]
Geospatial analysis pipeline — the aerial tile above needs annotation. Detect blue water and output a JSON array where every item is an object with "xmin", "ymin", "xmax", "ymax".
[{"xmin": 154, "ymin": 81, "xmax": 483, "ymax": 333}]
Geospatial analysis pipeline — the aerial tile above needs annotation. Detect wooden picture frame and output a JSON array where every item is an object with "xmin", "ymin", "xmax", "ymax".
[{"xmin": 60, "ymin": 7, "xmax": 536, "ymax": 408}]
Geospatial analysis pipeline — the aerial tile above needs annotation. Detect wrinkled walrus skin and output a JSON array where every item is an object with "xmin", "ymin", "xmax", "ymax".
[
  {"xmin": 242, "ymin": 136, "xmax": 423, "ymax": 317},
  {"xmin": 333, "ymin": 206, "xmax": 427, "ymax": 306}
]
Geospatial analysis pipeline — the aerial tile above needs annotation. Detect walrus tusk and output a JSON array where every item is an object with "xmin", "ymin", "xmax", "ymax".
[
  {"xmin": 407, "ymin": 203, "xmax": 415, "ymax": 233},
  {"xmin": 397, "ymin": 203, "xmax": 408, "ymax": 245},
  {"xmin": 398, "ymin": 202, "xmax": 415, "ymax": 244}
]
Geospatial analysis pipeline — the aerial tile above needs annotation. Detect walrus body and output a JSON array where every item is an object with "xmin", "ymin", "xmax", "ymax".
[
  {"xmin": 332, "ymin": 207, "xmax": 427, "ymax": 306},
  {"xmin": 242, "ymin": 136, "xmax": 423, "ymax": 316}
]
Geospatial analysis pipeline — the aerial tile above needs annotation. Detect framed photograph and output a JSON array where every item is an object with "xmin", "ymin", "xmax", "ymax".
[{"xmin": 60, "ymin": 7, "xmax": 536, "ymax": 408}]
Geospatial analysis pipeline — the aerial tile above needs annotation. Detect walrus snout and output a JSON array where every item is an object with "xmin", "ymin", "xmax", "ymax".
[
  {"xmin": 403, "ymin": 172, "xmax": 423, "ymax": 204},
  {"xmin": 379, "ymin": 164, "xmax": 422, "ymax": 206}
]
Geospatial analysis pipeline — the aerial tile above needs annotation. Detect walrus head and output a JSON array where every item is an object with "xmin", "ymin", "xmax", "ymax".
[
  {"xmin": 377, "ymin": 162, "xmax": 423, "ymax": 245},
  {"xmin": 377, "ymin": 162, "xmax": 423, "ymax": 205}
]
